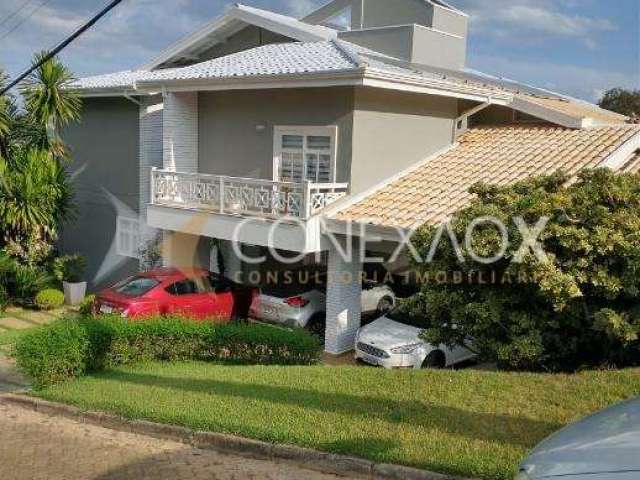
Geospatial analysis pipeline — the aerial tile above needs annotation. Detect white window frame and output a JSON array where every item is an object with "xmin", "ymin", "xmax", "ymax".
[
  {"xmin": 273, "ymin": 125, "xmax": 339, "ymax": 184},
  {"xmin": 116, "ymin": 216, "xmax": 141, "ymax": 259}
]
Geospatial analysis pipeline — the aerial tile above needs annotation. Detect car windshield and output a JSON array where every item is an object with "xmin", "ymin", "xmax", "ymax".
[
  {"xmin": 112, "ymin": 276, "xmax": 159, "ymax": 297},
  {"xmin": 386, "ymin": 306, "xmax": 428, "ymax": 329}
]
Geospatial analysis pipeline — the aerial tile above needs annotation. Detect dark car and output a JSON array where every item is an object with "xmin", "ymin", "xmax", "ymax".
[{"xmin": 94, "ymin": 268, "xmax": 256, "ymax": 321}]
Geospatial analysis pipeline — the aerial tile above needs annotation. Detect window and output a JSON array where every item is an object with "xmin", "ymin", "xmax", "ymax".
[
  {"xmin": 116, "ymin": 216, "xmax": 141, "ymax": 259},
  {"xmin": 112, "ymin": 276, "xmax": 159, "ymax": 297},
  {"xmin": 274, "ymin": 126, "xmax": 337, "ymax": 184},
  {"xmin": 166, "ymin": 279, "xmax": 199, "ymax": 296}
]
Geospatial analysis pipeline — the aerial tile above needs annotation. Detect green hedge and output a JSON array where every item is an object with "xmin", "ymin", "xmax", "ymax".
[
  {"xmin": 14, "ymin": 315, "xmax": 322, "ymax": 388},
  {"xmin": 14, "ymin": 319, "xmax": 89, "ymax": 388}
]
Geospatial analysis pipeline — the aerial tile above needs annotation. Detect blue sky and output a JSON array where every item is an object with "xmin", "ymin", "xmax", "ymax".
[{"xmin": 0, "ymin": 0, "xmax": 638, "ymax": 102}]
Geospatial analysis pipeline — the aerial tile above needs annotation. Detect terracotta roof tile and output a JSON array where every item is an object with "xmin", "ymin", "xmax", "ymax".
[{"xmin": 334, "ymin": 124, "xmax": 640, "ymax": 229}]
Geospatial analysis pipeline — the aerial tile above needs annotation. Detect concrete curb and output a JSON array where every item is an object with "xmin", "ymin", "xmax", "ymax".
[{"xmin": 0, "ymin": 393, "xmax": 474, "ymax": 480}]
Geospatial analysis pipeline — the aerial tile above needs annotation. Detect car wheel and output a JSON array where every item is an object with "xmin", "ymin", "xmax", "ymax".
[
  {"xmin": 422, "ymin": 350, "xmax": 446, "ymax": 369},
  {"xmin": 376, "ymin": 296, "xmax": 394, "ymax": 316},
  {"xmin": 307, "ymin": 314, "xmax": 326, "ymax": 338}
]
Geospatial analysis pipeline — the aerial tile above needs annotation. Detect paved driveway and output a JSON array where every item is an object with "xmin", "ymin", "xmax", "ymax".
[{"xmin": 0, "ymin": 401, "xmax": 352, "ymax": 480}]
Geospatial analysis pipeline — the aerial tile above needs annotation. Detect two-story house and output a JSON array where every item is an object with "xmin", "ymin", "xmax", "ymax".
[{"xmin": 61, "ymin": 0, "xmax": 640, "ymax": 354}]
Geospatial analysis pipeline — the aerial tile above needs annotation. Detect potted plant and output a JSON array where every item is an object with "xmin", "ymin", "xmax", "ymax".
[{"xmin": 53, "ymin": 254, "xmax": 87, "ymax": 306}]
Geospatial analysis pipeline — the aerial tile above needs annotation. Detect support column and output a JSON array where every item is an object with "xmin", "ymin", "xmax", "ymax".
[
  {"xmin": 325, "ymin": 239, "xmax": 363, "ymax": 354},
  {"xmin": 163, "ymin": 91, "xmax": 198, "ymax": 172},
  {"xmin": 139, "ymin": 96, "xmax": 163, "ymax": 269},
  {"xmin": 161, "ymin": 91, "xmax": 198, "ymax": 267}
]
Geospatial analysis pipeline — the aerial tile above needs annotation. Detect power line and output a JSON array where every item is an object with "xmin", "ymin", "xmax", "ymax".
[
  {"xmin": 0, "ymin": 0, "xmax": 126, "ymax": 96},
  {"xmin": 0, "ymin": 0, "xmax": 55, "ymax": 42},
  {"xmin": 0, "ymin": 0, "xmax": 35, "ymax": 30}
]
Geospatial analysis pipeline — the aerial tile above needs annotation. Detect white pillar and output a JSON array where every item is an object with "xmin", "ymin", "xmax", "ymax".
[
  {"xmin": 325, "ymin": 239, "xmax": 363, "ymax": 354},
  {"xmin": 161, "ymin": 91, "xmax": 198, "ymax": 268},
  {"xmin": 163, "ymin": 91, "xmax": 198, "ymax": 173},
  {"xmin": 139, "ymin": 97, "xmax": 164, "ymax": 269}
]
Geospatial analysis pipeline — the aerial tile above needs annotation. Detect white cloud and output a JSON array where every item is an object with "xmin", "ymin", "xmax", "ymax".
[{"xmin": 451, "ymin": 0, "xmax": 616, "ymax": 47}]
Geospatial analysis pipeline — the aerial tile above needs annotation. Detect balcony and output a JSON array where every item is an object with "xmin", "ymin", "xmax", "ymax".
[{"xmin": 151, "ymin": 168, "xmax": 349, "ymax": 220}]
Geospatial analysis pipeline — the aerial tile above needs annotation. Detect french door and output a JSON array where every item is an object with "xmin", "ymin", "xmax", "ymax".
[{"xmin": 273, "ymin": 126, "xmax": 337, "ymax": 184}]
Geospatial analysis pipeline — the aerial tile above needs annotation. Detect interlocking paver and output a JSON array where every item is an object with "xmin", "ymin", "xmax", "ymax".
[{"xmin": 0, "ymin": 402, "xmax": 353, "ymax": 480}]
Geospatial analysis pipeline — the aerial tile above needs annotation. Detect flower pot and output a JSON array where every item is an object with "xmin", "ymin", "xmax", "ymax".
[{"xmin": 63, "ymin": 281, "xmax": 87, "ymax": 306}]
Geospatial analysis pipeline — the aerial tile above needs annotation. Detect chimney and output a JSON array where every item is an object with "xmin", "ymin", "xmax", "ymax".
[{"xmin": 305, "ymin": 0, "xmax": 468, "ymax": 70}]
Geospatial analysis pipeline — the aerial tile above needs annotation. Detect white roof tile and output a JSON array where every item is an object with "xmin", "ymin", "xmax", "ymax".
[
  {"xmin": 71, "ymin": 70, "xmax": 147, "ymax": 91},
  {"xmin": 144, "ymin": 41, "xmax": 358, "ymax": 82}
]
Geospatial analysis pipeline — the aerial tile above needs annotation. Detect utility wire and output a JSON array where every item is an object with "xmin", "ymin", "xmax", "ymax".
[
  {"xmin": 0, "ymin": 0, "xmax": 35, "ymax": 29},
  {"xmin": 0, "ymin": 0, "xmax": 126, "ymax": 96},
  {"xmin": 0, "ymin": 0, "xmax": 55, "ymax": 42}
]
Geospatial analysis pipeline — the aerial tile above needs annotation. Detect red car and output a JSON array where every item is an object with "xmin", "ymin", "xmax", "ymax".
[{"xmin": 94, "ymin": 268, "xmax": 256, "ymax": 321}]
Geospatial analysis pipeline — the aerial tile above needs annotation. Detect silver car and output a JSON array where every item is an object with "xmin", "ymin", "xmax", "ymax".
[
  {"xmin": 517, "ymin": 397, "xmax": 640, "ymax": 480},
  {"xmin": 249, "ymin": 271, "xmax": 395, "ymax": 335}
]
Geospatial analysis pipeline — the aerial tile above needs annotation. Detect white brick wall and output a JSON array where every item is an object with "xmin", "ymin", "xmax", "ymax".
[
  {"xmin": 163, "ymin": 92, "xmax": 198, "ymax": 173},
  {"xmin": 325, "ymin": 240, "xmax": 363, "ymax": 354}
]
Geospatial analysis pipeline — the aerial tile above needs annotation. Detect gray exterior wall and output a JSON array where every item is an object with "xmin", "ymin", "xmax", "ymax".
[
  {"xmin": 349, "ymin": 87, "xmax": 457, "ymax": 194},
  {"xmin": 198, "ymin": 87, "xmax": 355, "ymax": 182},
  {"xmin": 339, "ymin": 24, "xmax": 466, "ymax": 70},
  {"xmin": 60, "ymin": 97, "xmax": 140, "ymax": 291}
]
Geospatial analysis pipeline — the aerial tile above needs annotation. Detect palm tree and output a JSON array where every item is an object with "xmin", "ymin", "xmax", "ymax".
[
  {"xmin": 0, "ymin": 148, "xmax": 73, "ymax": 241},
  {"xmin": 20, "ymin": 52, "xmax": 81, "ymax": 158},
  {"xmin": 0, "ymin": 69, "xmax": 12, "ymax": 160}
]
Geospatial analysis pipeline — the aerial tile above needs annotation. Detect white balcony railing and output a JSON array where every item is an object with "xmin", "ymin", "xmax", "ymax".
[{"xmin": 151, "ymin": 168, "xmax": 349, "ymax": 220}]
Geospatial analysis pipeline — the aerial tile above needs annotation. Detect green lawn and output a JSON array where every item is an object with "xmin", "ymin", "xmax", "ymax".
[{"xmin": 35, "ymin": 362, "xmax": 640, "ymax": 480}]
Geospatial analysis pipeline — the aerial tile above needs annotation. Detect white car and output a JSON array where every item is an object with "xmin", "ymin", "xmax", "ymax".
[
  {"xmin": 250, "ymin": 270, "xmax": 396, "ymax": 335},
  {"xmin": 355, "ymin": 307, "xmax": 477, "ymax": 369}
]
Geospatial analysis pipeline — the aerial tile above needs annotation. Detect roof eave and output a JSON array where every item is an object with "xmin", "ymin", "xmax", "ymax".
[
  {"xmin": 511, "ymin": 96, "xmax": 586, "ymax": 129},
  {"xmin": 135, "ymin": 69, "xmax": 368, "ymax": 93}
]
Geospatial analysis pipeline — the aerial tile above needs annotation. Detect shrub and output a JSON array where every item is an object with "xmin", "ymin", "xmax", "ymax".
[
  {"xmin": 13, "ymin": 319, "xmax": 89, "ymax": 388},
  {"xmin": 410, "ymin": 169, "xmax": 640, "ymax": 371},
  {"xmin": 10, "ymin": 265, "xmax": 50, "ymax": 304},
  {"xmin": 210, "ymin": 323, "xmax": 322, "ymax": 365},
  {"xmin": 79, "ymin": 315, "xmax": 217, "ymax": 370},
  {"xmin": 0, "ymin": 284, "xmax": 8, "ymax": 312},
  {"xmin": 14, "ymin": 315, "xmax": 323, "ymax": 387},
  {"xmin": 52, "ymin": 254, "xmax": 86, "ymax": 283},
  {"xmin": 35, "ymin": 289, "xmax": 64, "ymax": 310},
  {"xmin": 78, "ymin": 294, "xmax": 96, "ymax": 315}
]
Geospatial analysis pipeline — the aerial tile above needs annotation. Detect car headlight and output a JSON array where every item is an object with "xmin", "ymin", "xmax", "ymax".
[
  {"xmin": 514, "ymin": 471, "xmax": 531, "ymax": 480},
  {"xmin": 390, "ymin": 343, "xmax": 422, "ymax": 354}
]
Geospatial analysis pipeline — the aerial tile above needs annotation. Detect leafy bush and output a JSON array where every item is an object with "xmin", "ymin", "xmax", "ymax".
[
  {"xmin": 35, "ymin": 289, "xmax": 64, "ymax": 310},
  {"xmin": 210, "ymin": 323, "xmax": 322, "ymax": 365},
  {"xmin": 0, "ymin": 284, "xmax": 8, "ymax": 312},
  {"xmin": 78, "ymin": 294, "xmax": 96, "ymax": 315},
  {"xmin": 79, "ymin": 315, "xmax": 217, "ymax": 370},
  {"xmin": 52, "ymin": 254, "xmax": 86, "ymax": 283},
  {"xmin": 15, "ymin": 315, "xmax": 323, "ymax": 387},
  {"xmin": 13, "ymin": 319, "xmax": 89, "ymax": 388},
  {"xmin": 410, "ymin": 170, "xmax": 640, "ymax": 372},
  {"xmin": 9, "ymin": 265, "xmax": 50, "ymax": 304}
]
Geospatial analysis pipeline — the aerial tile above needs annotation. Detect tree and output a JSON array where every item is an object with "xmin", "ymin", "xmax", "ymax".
[
  {"xmin": 598, "ymin": 88, "xmax": 640, "ymax": 118},
  {"xmin": 409, "ymin": 169, "xmax": 640, "ymax": 372},
  {"xmin": 0, "ymin": 53, "xmax": 79, "ymax": 253},
  {"xmin": 20, "ymin": 52, "xmax": 81, "ymax": 158}
]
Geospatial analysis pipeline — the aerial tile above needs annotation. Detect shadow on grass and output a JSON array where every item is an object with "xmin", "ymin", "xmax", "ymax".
[{"xmin": 107, "ymin": 370, "xmax": 561, "ymax": 448}]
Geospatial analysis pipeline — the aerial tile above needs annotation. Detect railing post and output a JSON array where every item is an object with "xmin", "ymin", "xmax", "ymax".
[
  {"xmin": 219, "ymin": 177, "xmax": 225, "ymax": 214},
  {"xmin": 304, "ymin": 181, "xmax": 312, "ymax": 220},
  {"xmin": 150, "ymin": 167, "xmax": 156, "ymax": 205}
]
